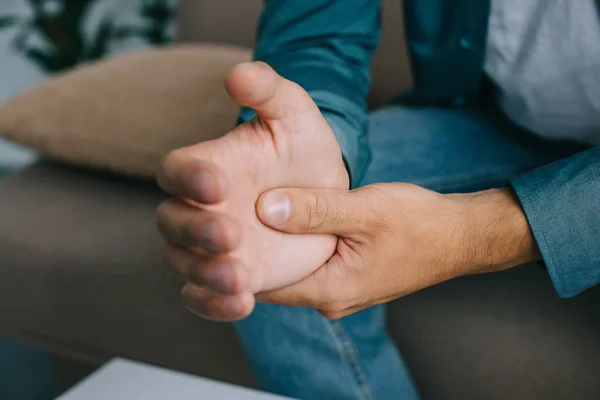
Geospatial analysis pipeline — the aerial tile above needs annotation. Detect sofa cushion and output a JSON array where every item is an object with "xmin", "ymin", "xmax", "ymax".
[
  {"xmin": 0, "ymin": 162, "xmax": 599, "ymax": 399},
  {"xmin": 387, "ymin": 269, "xmax": 600, "ymax": 399},
  {"xmin": 0, "ymin": 45, "xmax": 251, "ymax": 179}
]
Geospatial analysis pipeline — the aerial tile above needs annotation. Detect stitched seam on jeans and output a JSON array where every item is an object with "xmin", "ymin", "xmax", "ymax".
[
  {"xmin": 520, "ymin": 185, "xmax": 566, "ymax": 295},
  {"xmin": 327, "ymin": 320, "xmax": 375, "ymax": 400}
]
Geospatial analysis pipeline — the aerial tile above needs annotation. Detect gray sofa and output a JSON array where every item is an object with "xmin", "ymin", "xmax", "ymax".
[{"xmin": 1, "ymin": 1, "xmax": 599, "ymax": 399}]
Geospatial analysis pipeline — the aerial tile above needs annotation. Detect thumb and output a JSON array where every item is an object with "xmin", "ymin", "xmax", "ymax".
[
  {"xmin": 256, "ymin": 188, "xmax": 362, "ymax": 236},
  {"xmin": 225, "ymin": 61, "xmax": 318, "ymax": 120}
]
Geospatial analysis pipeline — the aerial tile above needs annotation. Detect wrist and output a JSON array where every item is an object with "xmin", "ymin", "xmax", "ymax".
[{"xmin": 454, "ymin": 188, "xmax": 541, "ymax": 275}]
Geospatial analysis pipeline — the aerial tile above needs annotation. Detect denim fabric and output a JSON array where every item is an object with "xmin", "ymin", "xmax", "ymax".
[
  {"xmin": 0, "ymin": 338, "xmax": 58, "ymax": 400},
  {"xmin": 235, "ymin": 104, "xmax": 585, "ymax": 400},
  {"xmin": 235, "ymin": 304, "xmax": 417, "ymax": 400}
]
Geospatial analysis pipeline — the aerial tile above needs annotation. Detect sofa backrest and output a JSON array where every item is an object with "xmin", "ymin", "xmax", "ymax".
[{"xmin": 178, "ymin": 0, "xmax": 412, "ymax": 108}]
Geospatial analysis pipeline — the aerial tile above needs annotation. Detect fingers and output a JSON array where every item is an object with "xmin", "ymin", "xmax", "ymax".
[
  {"xmin": 182, "ymin": 284, "xmax": 255, "ymax": 322},
  {"xmin": 255, "ymin": 271, "xmax": 326, "ymax": 308},
  {"xmin": 157, "ymin": 198, "xmax": 241, "ymax": 254},
  {"xmin": 225, "ymin": 61, "xmax": 318, "ymax": 121},
  {"xmin": 157, "ymin": 151, "xmax": 227, "ymax": 205},
  {"xmin": 162, "ymin": 245, "xmax": 250, "ymax": 295},
  {"xmin": 258, "ymin": 280, "xmax": 365, "ymax": 321},
  {"xmin": 256, "ymin": 188, "xmax": 364, "ymax": 236}
]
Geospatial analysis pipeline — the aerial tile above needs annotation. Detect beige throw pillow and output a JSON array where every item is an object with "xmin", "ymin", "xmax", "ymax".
[{"xmin": 0, "ymin": 44, "xmax": 252, "ymax": 178}]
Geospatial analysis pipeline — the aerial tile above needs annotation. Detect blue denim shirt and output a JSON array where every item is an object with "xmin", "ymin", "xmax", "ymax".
[{"xmin": 240, "ymin": 0, "xmax": 600, "ymax": 298}]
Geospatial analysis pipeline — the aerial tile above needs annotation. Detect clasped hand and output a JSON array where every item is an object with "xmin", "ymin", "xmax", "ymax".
[{"xmin": 156, "ymin": 62, "xmax": 538, "ymax": 322}]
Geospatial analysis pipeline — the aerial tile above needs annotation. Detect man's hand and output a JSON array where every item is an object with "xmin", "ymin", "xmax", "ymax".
[
  {"xmin": 255, "ymin": 183, "xmax": 541, "ymax": 319},
  {"xmin": 155, "ymin": 62, "xmax": 349, "ymax": 322}
]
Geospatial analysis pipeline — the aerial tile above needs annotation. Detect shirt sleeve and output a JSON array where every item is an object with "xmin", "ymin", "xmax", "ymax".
[
  {"xmin": 510, "ymin": 146, "xmax": 600, "ymax": 298},
  {"xmin": 237, "ymin": 0, "xmax": 382, "ymax": 188}
]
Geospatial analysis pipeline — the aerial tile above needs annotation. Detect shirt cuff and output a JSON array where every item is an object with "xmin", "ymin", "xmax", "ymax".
[{"xmin": 510, "ymin": 147, "xmax": 600, "ymax": 298}]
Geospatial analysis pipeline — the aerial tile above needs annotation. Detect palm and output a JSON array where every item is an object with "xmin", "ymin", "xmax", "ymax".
[{"xmin": 177, "ymin": 66, "xmax": 348, "ymax": 293}]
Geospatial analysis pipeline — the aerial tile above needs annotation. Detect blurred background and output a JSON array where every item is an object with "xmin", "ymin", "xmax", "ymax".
[{"xmin": 1, "ymin": 0, "xmax": 177, "ymax": 398}]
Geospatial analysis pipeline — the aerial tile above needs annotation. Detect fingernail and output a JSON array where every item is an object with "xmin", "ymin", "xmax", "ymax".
[
  {"xmin": 261, "ymin": 191, "xmax": 290, "ymax": 227},
  {"xmin": 198, "ymin": 219, "xmax": 221, "ymax": 253},
  {"xmin": 206, "ymin": 263, "xmax": 232, "ymax": 293},
  {"xmin": 191, "ymin": 170, "xmax": 217, "ymax": 203}
]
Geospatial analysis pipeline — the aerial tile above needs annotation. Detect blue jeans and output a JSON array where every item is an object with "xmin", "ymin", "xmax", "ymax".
[
  {"xmin": 234, "ymin": 104, "xmax": 582, "ymax": 399},
  {"xmin": 0, "ymin": 334, "xmax": 58, "ymax": 399}
]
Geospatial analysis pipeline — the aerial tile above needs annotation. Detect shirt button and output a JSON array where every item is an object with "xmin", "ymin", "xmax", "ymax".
[{"xmin": 458, "ymin": 35, "xmax": 474, "ymax": 50}]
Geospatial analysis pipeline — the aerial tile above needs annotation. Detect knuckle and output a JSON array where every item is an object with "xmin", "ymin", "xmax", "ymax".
[{"xmin": 305, "ymin": 192, "xmax": 329, "ymax": 230}]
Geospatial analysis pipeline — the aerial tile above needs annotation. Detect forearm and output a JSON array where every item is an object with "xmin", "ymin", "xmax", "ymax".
[
  {"xmin": 450, "ymin": 146, "xmax": 600, "ymax": 299},
  {"xmin": 455, "ymin": 188, "xmax": 542, "ymax": 275}
]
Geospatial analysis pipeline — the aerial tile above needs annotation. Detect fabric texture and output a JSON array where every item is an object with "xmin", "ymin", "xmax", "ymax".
[
  {"xmin": 511, "ymin": 148, "xmax": 600, "ymax": 297},
  {"xmin": 0, "ymin": 337, "xmax": 58, "ymax": 400},
  {"xmin": 0, "ymin": 44, "xmax": 251, "ymax": 178},
  {"xmin": 485, "ymin": 0, "xmax": 600, "ymax": 144}
]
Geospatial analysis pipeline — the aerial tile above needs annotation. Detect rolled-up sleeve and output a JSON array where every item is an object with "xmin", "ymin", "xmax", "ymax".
[
  {"xmin": 510, "ymin": 147, "xmax": 600, "ymax": 298},
  {"xmin": 238, "ymin": 0, "xmax": 381, "ymax": 187}
]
